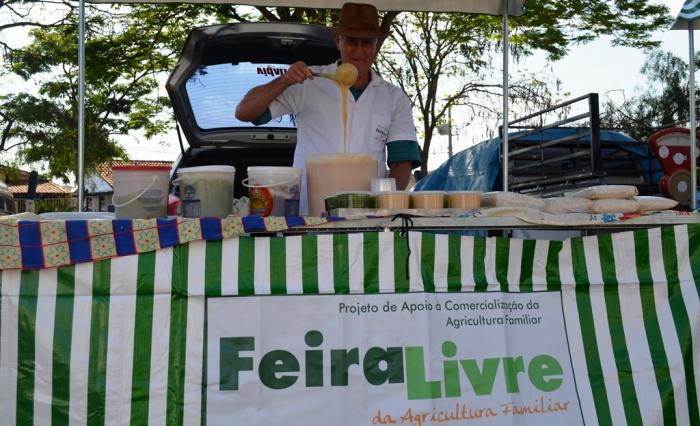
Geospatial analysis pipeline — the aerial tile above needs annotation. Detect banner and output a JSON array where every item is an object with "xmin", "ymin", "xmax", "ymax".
[
  {"xmin": 1, "ymin": 226, "xmax": 699, "ymax": 425},
  {"xmin": 208, "ymin": 292, "xmax": 581, "ymax": 425}
]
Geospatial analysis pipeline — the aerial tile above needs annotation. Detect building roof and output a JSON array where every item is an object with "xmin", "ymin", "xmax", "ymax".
[
  {"xmin": 95, "ymin": 160, "xmax": 173, "ymax": 187},
  {"xmin": 9, "ymin": 182, "xmax": 72, "ymax": 195}
]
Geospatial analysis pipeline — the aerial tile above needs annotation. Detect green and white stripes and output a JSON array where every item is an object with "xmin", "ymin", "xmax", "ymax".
[
  {"xmin": 679, "ymin": 0, "xmax": 700, "ymax": 22},
  {"xmin": 673, "ymin": 0, "xmax": 700, "ymax": 29},
  {"xmin": 1, "ymin": 226, "xmax": 699, "ymax": 425}
]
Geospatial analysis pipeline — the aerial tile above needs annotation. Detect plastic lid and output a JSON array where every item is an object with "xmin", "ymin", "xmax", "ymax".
[
  {"xmin": 112, "ymin": 165, "xmax": 171, "ymax": 171},
  {"xmin": 176, "ymin": 165, "xmax": 235, "ymax": 174},
  {"xmin": 375, "ymin": 191, "xmax": 409, "ymax": 196},
  {"xmin": 411, "ymin": 191, "xmax": 445, "ymax": 195},
  {"xmin": 325, "ymin": 191, "xmax": 377, "ymax": 200},
  {"xmin": 247, "ymin": 166, "xmax": 302, "ymax": 173},
  {"xmin": 332, "ymin": 191, "xmax": 373, "ymax": 196}
]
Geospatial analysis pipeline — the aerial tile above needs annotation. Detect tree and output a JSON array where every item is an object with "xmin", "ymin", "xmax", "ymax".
[
  {"xmin": 0, "ymin": 4, "xmax": 208, "ymax": 181},
  {"xmin": 375, "ymin": 1, "xmax": 672, "ymax": 173},
  {"xmin": 601, "ymin": 49, "xmax": 694, "ymax": 143},
  {"xmin": 0, "ymin": 1, "xmax": 673, "ymax": 178},
  {"xmin": 377, "ymin": 12, "xmax": 564, "ymax": 173}
]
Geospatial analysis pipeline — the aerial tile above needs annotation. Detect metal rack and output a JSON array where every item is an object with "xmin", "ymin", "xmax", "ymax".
[{"xmin": 499, "ymin": 93, "xmax": 661, "ymax": 197}]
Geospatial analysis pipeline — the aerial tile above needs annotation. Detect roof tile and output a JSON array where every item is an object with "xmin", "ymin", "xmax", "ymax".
[
  {"xmin": 8, "ymin": 182, "xmax": 72, "ymax": 195},
  {"xmin": 96, "ymin": 160, "xmax": 173, "ymax": 187}
]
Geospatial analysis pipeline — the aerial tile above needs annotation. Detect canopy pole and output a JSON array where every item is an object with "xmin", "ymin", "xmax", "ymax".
[
  {"xmin": 78, "ymin": 0, "xmax": 86, "ymax": 212},
  {"xmin": 690, "ymin": 27, "xmax": 697, "ymax": 210},
  {"xmin": 502, "ymin": 1, "xmax": 509, "ymax": 192}
]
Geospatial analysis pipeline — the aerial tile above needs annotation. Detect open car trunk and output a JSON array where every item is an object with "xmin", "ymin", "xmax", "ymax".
[{"xmin": 165, "ymin": 22, "xmax": 339, "ymax": 198}]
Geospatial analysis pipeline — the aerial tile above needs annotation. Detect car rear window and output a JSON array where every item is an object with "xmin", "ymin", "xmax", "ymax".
[{"xmin": 186, "ymin": 62, "xmax": 296, "ymax": 130}]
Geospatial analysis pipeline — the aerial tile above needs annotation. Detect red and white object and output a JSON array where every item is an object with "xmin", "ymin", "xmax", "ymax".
[
  {"xmin": 648, "ymin": 128, "xmax": 699, "ymax": 205},
  {"xmin": 648, "ymin": 128, "xmax": 699, "ymax": 175}
]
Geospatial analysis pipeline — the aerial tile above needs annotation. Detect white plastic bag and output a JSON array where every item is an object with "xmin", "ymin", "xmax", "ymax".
[
  {"xmin": 481, "ymin": 191, "xmax": 546, "ymax": 210},
  {"xmin": 544, "ymin": 197, "xmax": 592, "ymax": 214},
  {"xmin": 570, "ymin": 185, "xmax": 638, "ymax": 200},
  {"xmin": 634, "ymin": 196, "xmax": 678, "ymax": 212},
  {"xmin": 590, "ymin": 199, "xmax": 638, "ymax": 214}
]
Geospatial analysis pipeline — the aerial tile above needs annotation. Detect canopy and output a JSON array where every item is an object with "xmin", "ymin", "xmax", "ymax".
[
  {"xmin": 672, "ymin": 0, "xmax": 700, "ymax": 30},
  {"xmin": 86, "ymin": 0, "xmax": 526, "ymax": 15}
]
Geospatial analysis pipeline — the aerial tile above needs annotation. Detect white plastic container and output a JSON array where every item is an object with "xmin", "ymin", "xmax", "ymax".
[
  {"xmin": 244, "ymin": 166, "xmax": 303, "ymax": 216},
  {"xmin": 447, "ymin": 191, "xmax": 481, "ymax": 209},
  {"xmin": 371, "ymin": 178, "xmax": 397, "ymax": 193},
  {"xmin": 306, "ymin": 154, "xmax": 378, "ymax": 217},
  {"xmin": 410, "ymin": 191, "xmax": 445, "ymax": 209},
  {"xmin": 175, "ymin": 165, "xmax": 235, "ymax": 217},
  {"xmin": 112, "ymin": 165, "xmax": 170, "ymax": 219}
]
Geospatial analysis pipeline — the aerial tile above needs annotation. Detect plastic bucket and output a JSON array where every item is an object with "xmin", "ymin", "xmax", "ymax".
[
  {"xmin": 243, "ymin": 166, "xmax": 302, "ymax": 216},
  {"xmin": 306, "ymin": 154, "xmax": 378, "ymax": 217},
  {"xmin": 112, "ymin": 165, "xmax": 170, "ymax": 219},
  {"xmin": 175, "ymin": 166, "xmax": 235, "ymax": 217}
]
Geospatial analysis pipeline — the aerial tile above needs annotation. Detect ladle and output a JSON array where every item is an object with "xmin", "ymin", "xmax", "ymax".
[{"xmin": 312, "ymin": 63, "xmax": 358, "ymax": 86}]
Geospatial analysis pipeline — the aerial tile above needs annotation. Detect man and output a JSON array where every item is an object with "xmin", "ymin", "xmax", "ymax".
[{"xmin": 236, "ymin": 2, "xmax": 421, "ymax": 214}]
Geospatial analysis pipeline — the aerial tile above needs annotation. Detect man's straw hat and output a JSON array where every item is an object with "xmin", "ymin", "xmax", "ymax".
[{"xmin": 335, "ymin": 2, "xmax": 382, "ymax": 38}]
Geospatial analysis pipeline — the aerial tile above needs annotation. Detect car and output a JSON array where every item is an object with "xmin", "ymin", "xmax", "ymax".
[
  {"xmin": 165, "ymin": 22, "xmax": 340, "ymax": 200},
  {"xmin": 0, "ymin": 181, "xmax": 16, "ymax": 215}
]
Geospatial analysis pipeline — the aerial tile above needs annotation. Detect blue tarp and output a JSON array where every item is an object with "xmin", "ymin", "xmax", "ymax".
[{"xmin": 415, "ymin": 128, "xmax": 661, "ymax": 192}]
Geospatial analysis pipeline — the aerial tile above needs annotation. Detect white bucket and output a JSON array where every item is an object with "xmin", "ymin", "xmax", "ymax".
[
  {"xmin": 112, "ymin": 165, "xmax": 170, "ymax": 219},
  {"xmin": 306, "ymin": 154, "xmax": 378, "ymax": 217},
  {"xmin": 243, "ymin": 166, "xmax": 302, "ymax": 216},
  {"xmin": 175, "ymin": 166, "xmax": 235, "ymax": 218}
]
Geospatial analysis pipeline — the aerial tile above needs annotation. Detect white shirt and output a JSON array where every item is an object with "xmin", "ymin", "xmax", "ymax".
[{"xmin": 269, "ymin": 63, "xmax": 417, "ymax": 214}]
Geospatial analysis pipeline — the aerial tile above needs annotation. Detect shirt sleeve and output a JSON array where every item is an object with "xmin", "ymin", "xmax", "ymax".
[
  {"xmin": 269, "ymin": 82, "xmax": 304, "ymax": 119},
  {"xmin": 387, "ymin": 88, "xmax": 419, "ymax": 143},
  {"xmin": 387, "ymin": 140, "xmax": 421, "ymax": 168},
  {"xmin": 251, "ymin": 108, "xmax": 272, "ymax": 126}
]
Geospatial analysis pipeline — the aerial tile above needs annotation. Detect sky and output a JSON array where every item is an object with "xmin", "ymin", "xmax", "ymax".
[
  {"xmin": 0, "ymin": 0, "xmax": 692, "ymax": 172},
  {"xmin": 426, "ymin": 0, "xmax": 689, "ymax": 169}
]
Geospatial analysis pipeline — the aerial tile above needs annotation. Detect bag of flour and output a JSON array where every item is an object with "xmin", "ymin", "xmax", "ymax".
[
  {"xmin": 590, "ymin": 199, "xmax": 639, "ymax": 214},
  {"xmin": 544, "ymin": 197, "xmax": 592, "ymax": 214},
  {"xmin": 481, "ymin": 192, "xmax": 546, "ymax": 210},
  {"xmin": 570, "ymin": 185, "xmax": 638, "ymax": 200},
  {"xmin": 634, "ymin": 196, "xmax": 678, "ymax": 212}
]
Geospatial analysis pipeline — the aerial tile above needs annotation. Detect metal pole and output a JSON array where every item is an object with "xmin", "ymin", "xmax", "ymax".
[
  {"xmin": 690, "ymin": 27, "xmax": 697, "ymax": 210},
  {"xmin": 502, "ymin": 1, "xmax": 509, "ymax": 192},
  {"xmin": 448, "ymin": 106, "xmax": 453, "ymax": 157},
  {"xmin": 78, "ymin": 0, "xmax": 85, "ymax": 212},
  {"xmin": 589, "ymin": 93, "xmax": 601, "ymax": 174}
]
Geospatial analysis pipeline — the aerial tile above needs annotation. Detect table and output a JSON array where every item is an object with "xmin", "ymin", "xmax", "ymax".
[{"xmin": 0, "ymin": 216, "xmax": 698, "ymax": 425}]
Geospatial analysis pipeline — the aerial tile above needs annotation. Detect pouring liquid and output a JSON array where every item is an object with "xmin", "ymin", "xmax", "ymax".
[
  {"xmin": 341, "ymin": 84, "xmax": 349, "ymax": 152},
  {"xmin": 307, "ymin": 63, "xmax": 372, "ymax": 217},
  {"xmin": 334, "ymin": 63, "xmax": 357, "ymax": 153}
]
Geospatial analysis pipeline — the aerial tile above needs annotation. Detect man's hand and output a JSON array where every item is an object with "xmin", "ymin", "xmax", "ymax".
[
  {"xmin": 282, "ymin": 61, "xmax": 315, "ymax": 85},
  {"xmin": 388, "ymin": 161, "xmax": 414, "ymax": 190}
]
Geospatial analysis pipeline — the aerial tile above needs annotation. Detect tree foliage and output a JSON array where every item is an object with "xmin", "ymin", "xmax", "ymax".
[
  {"xmin": 377, "ymin": 12, "xmax": 564, "ymax": 173},
  {"xmin": 601, "ymin": 50, "xmax": 694, "ymax": 143},
  {"xmin": 509, "ymin": 0, "xmax": 671, "ymax": 61},
  {"xmin": 0, "ymin": 3, "xmax": 211, "ymax": 180},
  {"xmin": 375, "ymin": 1, "xmax": 670, "ymax": 172},
  {"xmin": 0, "ymin": 0, "xmax": 673, "ymax": 179}
]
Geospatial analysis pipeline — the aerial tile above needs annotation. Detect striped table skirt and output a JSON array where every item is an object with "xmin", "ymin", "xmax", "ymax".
[{"xmin": 0, "ymin": 225, "xmax": 698, "ymax": 425}]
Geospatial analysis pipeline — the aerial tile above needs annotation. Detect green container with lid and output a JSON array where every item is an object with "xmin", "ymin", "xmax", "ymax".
[{"xmin": 324, "ymin": 191, "xmax": 377, "ymax": 211}]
